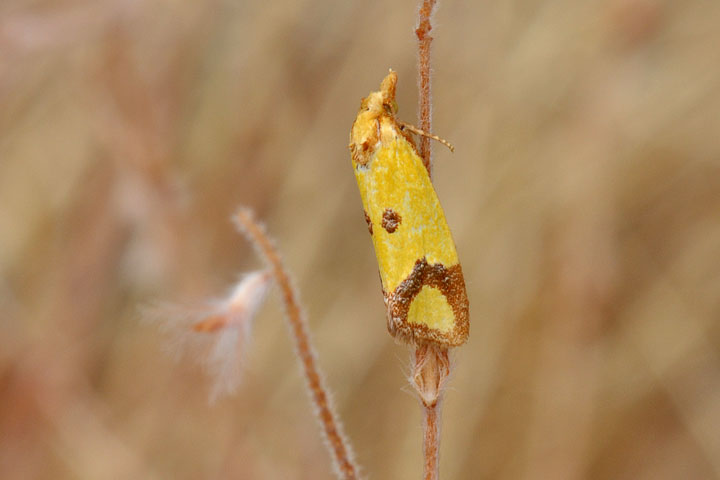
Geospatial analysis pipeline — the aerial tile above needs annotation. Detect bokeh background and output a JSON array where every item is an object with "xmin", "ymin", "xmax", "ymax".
[{"xmin": 2, "ymin": 0, "xmax": 720, "ymax": 478}]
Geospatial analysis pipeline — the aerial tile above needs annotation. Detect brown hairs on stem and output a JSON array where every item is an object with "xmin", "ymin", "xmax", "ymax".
[
  {"xmin": 414, "ymin": 2, "xmax": 454, "ymax": 480},
  {"xmin": 233, "ymin": 208, "xmax": 361, "ymax": 480},
  {"xmin": 416, "ymin": 0, "xmax": 438, "ymax": 177}
]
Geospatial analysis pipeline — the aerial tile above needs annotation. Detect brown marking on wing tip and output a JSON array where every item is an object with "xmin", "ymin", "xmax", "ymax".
[
  {"xmin": 364, "ymin": 210, "xmax": 373, "ymax": 235},
  {"xmin": 385, "ymin": 258, "xmax": 469, "ymax": 346},
  {"xmin": 381, "ymin": 208, "xmax": 402, "ymax": 233}
]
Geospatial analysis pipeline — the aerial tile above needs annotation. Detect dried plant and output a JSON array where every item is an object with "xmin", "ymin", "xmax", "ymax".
[
  {"xmin": 145, "ymin": 270, "xmax": 273, "ymax": 402},
  {"xmin": 416, "ymin": 0, "xmax": 438, "ymax": 176},
  {"xmin": 233, "ymin": 208, "xmax": 361, "ymax": 479},
  {"xmin": 149, "ymin": 209, "xmax": 361, "ymax": 479}
]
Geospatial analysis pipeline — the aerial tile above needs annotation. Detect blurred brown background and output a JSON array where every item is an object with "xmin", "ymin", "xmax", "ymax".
[{"xmin": 2, "ymin": 0, "xmax": 720, "ymax": 478}]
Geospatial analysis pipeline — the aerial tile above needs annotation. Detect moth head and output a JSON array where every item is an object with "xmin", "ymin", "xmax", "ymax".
[
  {"xmin": 379, "ymin": 69, "xmax": 398, "ymax": 115},
  {"xmin": 349, "ymin": 70, "xmax": 400, "ymax": 166},
  {"xmin": 359, "ymin": 70, "xmax": 398, "ymax": 118}
]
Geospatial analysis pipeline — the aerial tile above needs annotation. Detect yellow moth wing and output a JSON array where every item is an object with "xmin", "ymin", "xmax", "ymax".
[{"xmin": 353, "ymin": 134, "xmax": 459, "ymax": 294}]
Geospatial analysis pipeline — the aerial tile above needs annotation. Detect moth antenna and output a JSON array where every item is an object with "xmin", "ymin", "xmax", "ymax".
[{"xmin": 397, "ymin": 121, "xmax": 455, "ymax": 152}]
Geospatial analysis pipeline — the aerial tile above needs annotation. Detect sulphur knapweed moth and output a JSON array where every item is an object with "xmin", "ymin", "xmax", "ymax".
[{"xmin": 349, "ymin": 70, "xmax": 469, "ymax": 347}]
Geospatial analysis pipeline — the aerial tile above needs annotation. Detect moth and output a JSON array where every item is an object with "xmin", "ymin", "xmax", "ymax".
[{"xmin": 349, "ymin": 70, "xmax": 469, "ymax": 347}]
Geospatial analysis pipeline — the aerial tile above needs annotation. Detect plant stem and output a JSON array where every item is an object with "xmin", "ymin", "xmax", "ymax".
[
  {"xmin": 412, "ymin": 344, "xmax": 449, "ymax": 480},
  {"xmin": 234, "ymin": 208, "xmax": 360, "ymax": 480},
  {"xmin": 422, "ymin": 402, "xmax": 440, "ymax": 480},
  {"xmin": 415, "ymin": 2, "xmax": 447, "ymax": 479},
  {"xmin": 416, "ymin": 0, "xmax": 437, "ymax": 176}
]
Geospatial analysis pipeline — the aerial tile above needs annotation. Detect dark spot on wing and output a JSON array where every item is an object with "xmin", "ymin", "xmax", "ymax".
[{"xmin": 381, "ymin": 208, "xmax": 402, "ymax": 233}]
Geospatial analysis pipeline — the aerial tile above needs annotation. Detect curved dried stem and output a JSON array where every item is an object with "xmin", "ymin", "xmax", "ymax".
[{"xmin": 234, "ymin": 208, "xmax": 361, "ymax": 480}]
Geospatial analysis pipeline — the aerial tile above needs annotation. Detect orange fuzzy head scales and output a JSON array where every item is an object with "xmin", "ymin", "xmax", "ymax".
[
  {"xmin": 349, "ymin": 70, "xmax": 405, "ymax": 168},
  {"xmin": 361, "ymin": 69, "xmax": 397, "ymax": 116}
]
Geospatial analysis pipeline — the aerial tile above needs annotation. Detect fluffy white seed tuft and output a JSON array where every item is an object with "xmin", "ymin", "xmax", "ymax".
[{"xmin": 144, "ymin": 270, "xmax": 273, "ymax": 402}]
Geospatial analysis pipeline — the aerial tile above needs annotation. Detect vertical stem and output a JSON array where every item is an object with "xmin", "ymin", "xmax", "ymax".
[
  {"xmin": 413, "ymin": 344, "xmax": 449, "ymax": 480},
  {"xmin": 416, "ymin": 0, "xmax": 437, "ymax": 177},
  {"xmin": 416, "ymin": 2, "xmax": 444, "ymax": 479},
  {"xmin": 422, "ymin": 402, "xmax": 440, "ymax": 480}
]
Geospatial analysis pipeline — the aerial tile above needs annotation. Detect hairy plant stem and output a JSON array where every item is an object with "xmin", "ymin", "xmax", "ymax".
[
  {"xmin": 416, "ymin": 0, "xmax": 437, "ymax": 177},
  {"xmin": 423, "ymin": 404, "xmax": 440, "ymax": 480},
  {"xmin": 412, "ymin": 344, "xmax": 449, "ymax": 480},
  {"xmin": 234, "ymin": 208, "xmax": 360, "ymax": 480},
  {"xmin": 415, "ymin": 2, "xmax": 448, "ymax": 479}
]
